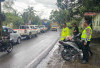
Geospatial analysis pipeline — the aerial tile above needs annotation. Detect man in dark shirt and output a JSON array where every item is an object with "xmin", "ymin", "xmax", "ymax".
[{"xmin": 73, "ymin": 23, "xmax": 79, "ymax": 36}]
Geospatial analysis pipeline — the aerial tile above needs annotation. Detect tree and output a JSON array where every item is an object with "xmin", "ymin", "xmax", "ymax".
[
  {"xmin": 79, "ymin": 0, "xmax": 100, "ymax": 12},
  {"xmin": 22, "ymin": 7, "xmax": 35, "ymax": 24},
  {"xmin": 32, "ymin": 16, "xmax": 41, "ymax": 25},
  {"xmin": 50, "ymin": 10, "xmax": 72, "ymax": 25},
  {"xmin": 22, "ymin": 6, "xmax": 42, "ymax": 25},
  {"xmin": 3, "ymin": 13, "xmax": 24, "ymax": 28},
  {"xmin": 2, "ymin": 0, "xmax": 24, "ymax": 28},
  {"xmin": 57, "ymin": 0, "xmax": 76, "ymax": 10},
  {"xmin": 22, "ymin": 11, "xmax": 29, "ymax": 24},
  {"xmin": 55, "ymin": 0, "xmax": 79, "ymax": 26},
  {"xmin": 55, "ymin": 0, "xmax": 100, "ymax": 26},
  {"xmin": 3, "ymin": 0, "xmax": 14, "ymax": 12}
]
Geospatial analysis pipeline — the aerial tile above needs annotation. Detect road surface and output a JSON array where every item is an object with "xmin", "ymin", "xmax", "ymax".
[{"xmin": 0, "ymin": 31, "xmax": 59, "ymax": 68}]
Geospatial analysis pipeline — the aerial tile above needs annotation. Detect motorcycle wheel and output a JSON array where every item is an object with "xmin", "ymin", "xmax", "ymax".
[
  {"xmin": 61, "ymin": 48, "xmax": 76, "ymax": 62},
  {"xmin": 7, "ymin": 43, "xmax": 13, "ymax": 53}
]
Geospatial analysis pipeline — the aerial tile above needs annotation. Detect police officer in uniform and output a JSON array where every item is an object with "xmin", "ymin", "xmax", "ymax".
[
  {"xmin": 81, "ymin": 21, "xmax": 93, "ymax": 64},
  {"xmin": 61, "ymin": 23, "xmax": 70, "ymax": 41}
]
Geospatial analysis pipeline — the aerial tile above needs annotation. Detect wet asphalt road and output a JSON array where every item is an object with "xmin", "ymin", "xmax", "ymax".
[{"xmin": 0, "ymin": 31, "xmax": 59, "ymax": 68}]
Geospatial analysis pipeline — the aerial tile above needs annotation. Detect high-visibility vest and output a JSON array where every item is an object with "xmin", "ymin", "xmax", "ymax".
[
  {"xmin": 61, "ymin": 27, "xmax": 70, "ymax": 41},
  {"xmin": 81, "ymin": 26, "xmax": 92, "ymax": 41}
]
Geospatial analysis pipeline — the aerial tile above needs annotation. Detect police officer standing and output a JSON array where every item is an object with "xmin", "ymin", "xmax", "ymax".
[
  {"xmin": 61, "ymin": 23, "xmax": 70, "ymax": 41},
  {"xmin": 81, "ymin": 20, "xmax": 93, "ymax": 64}
]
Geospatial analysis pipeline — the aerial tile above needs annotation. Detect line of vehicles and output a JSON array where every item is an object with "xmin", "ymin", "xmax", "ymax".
[
  {"xmin": 10, "ymin": 25, "xmax": 48, "ymax": 43},
  {"xmin": 0, "ymin": 25, "xmax": 48, "ymax": 53}
]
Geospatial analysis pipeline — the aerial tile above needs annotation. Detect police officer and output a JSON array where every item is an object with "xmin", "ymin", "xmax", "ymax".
[
  {"xmin": 81, "ymin": 20, "xmax": 93, "ymax": 64},
  {"xmin": 61, "ymin": 23, "xmax": 70, "ymax": 41}
]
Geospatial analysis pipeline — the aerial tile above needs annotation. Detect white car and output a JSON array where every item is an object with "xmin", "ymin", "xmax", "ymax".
[
  {"xmin": 14, "ymin": 25, "xmax": 37, "ymax": 39},
  {"xmin": 29, "ymin": 25, "xmax": 41, "ymax": 34},
  {"xmin": 39, "ymin": 25, "xmax": 47, "ymax": 33},
  {"xmin": 3, "ymin": 26, "xmax": 21, "ymax": 44}
]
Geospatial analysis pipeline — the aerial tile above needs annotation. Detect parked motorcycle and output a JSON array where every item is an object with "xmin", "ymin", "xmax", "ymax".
[
  {"xmin": 0, "ymin": 36, "xmax": 13, "ymax": 53},
  {"xmin": 59, "ymin": 33, "xmax": 83, "ymax": 62}
]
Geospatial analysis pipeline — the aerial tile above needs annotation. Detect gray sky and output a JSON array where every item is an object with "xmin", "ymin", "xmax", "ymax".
[{"xmin": 13, "ymin": 0, "xmax": 57, "ymax": 19}]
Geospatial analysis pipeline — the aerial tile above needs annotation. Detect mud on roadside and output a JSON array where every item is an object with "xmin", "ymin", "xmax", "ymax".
[
  {"xmin": 48, "ymin": 47, "xmax": 100, "ymax": 68},
  {"xmin": 37, "ymin": 38, "xmax": 100, "ymax": 68}
]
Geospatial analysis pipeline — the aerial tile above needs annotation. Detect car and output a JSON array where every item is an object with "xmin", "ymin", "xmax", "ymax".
[
  {"xmin": 29, "ymin": 25, "xmax": 41, "ymax": 34},
  {"xmin": 39, "ymin": 25, "xmax": 47, "ymax": 33},
  {"xmin": 13, "ymin": 25, "xmax": 37, "ymax": 39},
  {"xmin": 3, "ymin": 26, "xmax": 21, "ymax": 44}
]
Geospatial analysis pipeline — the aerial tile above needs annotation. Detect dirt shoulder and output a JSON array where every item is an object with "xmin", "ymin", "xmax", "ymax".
[{"xmin": 37, "ymin": 39, "xmax": 100, "ymax": 68}]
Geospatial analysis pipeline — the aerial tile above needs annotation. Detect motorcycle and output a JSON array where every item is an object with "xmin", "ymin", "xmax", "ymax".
[
  {"xmin": 0, "ymin": 36, "xmax": 13, "ymax": 53},
  {"xmin": 59, "ymin": 33, "xmax": 83, "ymax": 62}
]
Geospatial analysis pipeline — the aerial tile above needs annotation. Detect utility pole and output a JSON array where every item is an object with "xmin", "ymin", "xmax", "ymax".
[{"xmin": 0, "ymin": 0, "xmax": 5, "ymax": 39}]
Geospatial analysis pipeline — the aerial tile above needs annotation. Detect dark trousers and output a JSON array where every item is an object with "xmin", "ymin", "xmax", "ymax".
[{"xmin": 82, "ymin": 41, "xmax": 92, "ymax": 62}]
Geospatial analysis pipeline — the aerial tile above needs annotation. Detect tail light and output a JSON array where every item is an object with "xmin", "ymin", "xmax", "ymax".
[{"xmin": 24, "ymin": 30, "xmax": 27, "ymax": 33}]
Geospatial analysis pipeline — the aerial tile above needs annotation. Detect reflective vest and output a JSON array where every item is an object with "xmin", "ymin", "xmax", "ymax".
[
  {"xmin": 81, "ymin": 26, "xmax": 92, "ymax": 41},
  {"xmin": 61, "ymin": 27, "xmax": 70, "ymax": 41}
]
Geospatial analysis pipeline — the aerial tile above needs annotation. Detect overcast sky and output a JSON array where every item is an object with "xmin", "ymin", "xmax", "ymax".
[{"xmin": 13, "ymin": 0, "xmax": 57, "ymax": 19}]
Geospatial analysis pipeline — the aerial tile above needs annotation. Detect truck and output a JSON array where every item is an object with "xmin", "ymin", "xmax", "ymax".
[
  {"xmin": 50, "ymin": 22, "xmax": 58, "ymax": 31},
  {"xmin": 13, "ymin": 25, "xmax": 37, "ymax": 39}
]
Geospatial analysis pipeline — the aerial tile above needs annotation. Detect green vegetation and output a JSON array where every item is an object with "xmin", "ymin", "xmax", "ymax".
[
  {"xmin": 2, "ymin": 0, "xmax": 42, "ymax": 29},
  {"xmin": 22, "ymin": 6, "xmax": 42, "ymax": 25},
  {"xmin": 3, "ymin": 13, "xmax": 24, "ymax": 28},
  {"xmin": 50, "ymin": 0, "xmax": 100, "ymax": 28}
]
